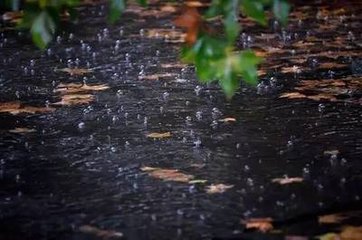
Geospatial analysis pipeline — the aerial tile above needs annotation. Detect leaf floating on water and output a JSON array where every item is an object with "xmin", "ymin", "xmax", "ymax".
[
  {"xmin": 79, "ymin": 225, "xmax": 123, "ymax": 239},
  {"xmin": 0, "ymin": 101, "xmax": 55, "ymax": 115},
  {"xmin": 9, "ymin": 128, "xmax": 36, "ymax": 133},
  {"xmin": 241, "ymin": 218, "xmax": 274, "ymax": 233},
  {"xmin": 272, "ymin": 177, "xmax": 303, "ymax": 185},
  {"xmin": 206, "ymin": 184, "xmax": 234, "ymax": 194},
  {"xmin": 52, "ymin": 94, "xmax": 94, "ymax": 106},
  {"xmin": 219, "ymin": 117, "xmax": 237, "ymax": 123},
  {"xmin": 141, "ymin": 167, "xmax": 194, "ymax": 183},
  {"xmin": 56, "ymin": 68, "xmax": 93, "ymax": 76},
  {"xmin": 146, "ymin": 132, "xmax": 172, "ymax": 139},
  {"xmin": 54, "ymin": 83, "xmax": 109, "ymax": 94}
]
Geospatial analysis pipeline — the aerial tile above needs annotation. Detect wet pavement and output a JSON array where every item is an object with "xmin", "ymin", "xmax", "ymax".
[{"xmin": 0, "ymin": 1, "xmax": 361, "ymax": 239}]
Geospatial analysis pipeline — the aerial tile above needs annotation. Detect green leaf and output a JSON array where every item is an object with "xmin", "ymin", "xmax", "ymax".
[
  {"xmin": 136, "ymin": 0, "xmax": 147, "ymax": 7},
  {"xmin": 31, "ymin": 11, "xmax": 56, "ymax": 49},
  {"xmin": 241, "ymin": 66, "xmax": 258, "ymax": 85},
  {"xmin": 224, "ymin": 13, "xmax": 240, "ymax": 43},
  {"xmin": 242, "ymin": 0, "xmax": 267, "ymax": 25},
  {"xmin": 273, "ymin": 0, "xmax": 290, "ymax": 25},
  {"xmin": 109, "ymin": 0, "xmax": 126, "ymax": 23}
]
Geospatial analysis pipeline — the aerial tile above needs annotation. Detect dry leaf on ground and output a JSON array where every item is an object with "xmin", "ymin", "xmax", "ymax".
[
  {"xmin": 54, "ymin": 83, "xmax": 109, "ymax": 94},
  {"xmin": 79, "ymin": 225, "xmax": 123, "ymax": 239},
  {"xmin": 138, "ymin": 73, "xmax": 176, "ymax": 80},
  {"xmin": 272, "ymin": 177, "xmax": 303, "ymax": 185},
  {"xmin": 141, "ymin": 167, "xmax": 194, "ymax": 183},
  {"xmin": 0, "ymin": 101, "xmax": 55, "ymax": 115},
  {"xmin": 174, "ymin": 7, "xmax": 202, "ymax": 45},
  {"xmin": 241, "ymin": 218, "xmax": 274, "ymax": 233},
  {"xmin": 219, "ymin": 117, "xmax": 236, "ymax": 123},
  {"xmin": 56, "ymin": 68, "xmax": 93, "ymax": 76},
  {"xmin": 52, "ymin": 94, "xmax": 94, "ymax": 106},
  {"xmin": 146, "ymin": 132, "xmax": 172, "ymax": 139},
  {"xmin": 206, "ymin": 184, "xmax": 234, "ymax": 194},
  {"xmin": 318, "ymin": 226, "xmax": 362, "ymax": 240},
  {"xmin": 279, "ymin": 92, "xmax": 307, "ymax": 99},
  {"xmin": 9, "ymin": 128, "xmax": 36, "ymax": 133},
  {"xmin": 319, "ymin": 214, "xmax": 348, "ymax": 224}
]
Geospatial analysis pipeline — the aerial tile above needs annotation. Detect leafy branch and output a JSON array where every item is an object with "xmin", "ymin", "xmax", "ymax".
[{"xmin": 2, "ymin": 0, "xmax": 290, "ymax": 98}]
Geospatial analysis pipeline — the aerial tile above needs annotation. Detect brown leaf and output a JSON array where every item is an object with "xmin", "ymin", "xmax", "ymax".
[
  {"xmin": 160, "ymin": 5, "xmax": 177, "ymax": 13},
  {"xmin": 185, "ymin": 1, "xmax": 209, "ymax": 8},
  {"xmin": 141, "ymin": 167, "xmax": 194, "ymax": 183},
  {"xmin": 9, "ymin": 128, "xmax": 36, "ymax": 133},
  {"xmin": 56, "ymin": 68, "xmax": 93, "ymax": 76},
  {"xmin": 219, "ymin": 117, "xmax": 236, "ymax": 123},
  {"xmin": 79, "ymin": 225, "xmax": 123, "ymax": 239},
  {"xmin": 281, "ymin": 66, "xmax": 302, "ymax": 74},
  {"xmin": 146, "ymin": 132, "xmax": 172, "ymax": 138},
  {"xmin": 279, "ymin": 92, "xmax": 307, "ymax": 99},
  {"xmin": 174, "ymin": 7, "xmax": 201, "ymax": 45},
  {"xmin": 2, "ymin": 11, "xmax": 23, "ymax": 24},
  {"xmin": 319, "ymin": 214, "xmax": 347, "ymax": 224},
  {"xmin": 138, "ymin": 73, "xmax": 177, "ymax": 80},
  {"xmin": 340, "ymin": 226, "xmax": 362, "ymax": 240},
  {"xmin": 242, "ymin": 218, "xmax": 274, "ymax": 233},
  {"xmin": 206, "ymin": 184, "xmax": 234, "ymax": 194},
  {"xmin": 54, "ymin": 83, "xmax": 109, "ymax": 94},
  {"xmin": 318, "ymin": 62, "xmax": 348, "ymax": 69},
  {"xmin": 0, "ymin": 101, "xmax": 55, "ymax": 115},
  {"xmin": 52, "ymin": 94, "xmax": 94, "ymax": 106},
  {"xmin": 272, "ymin": 177, "xmax": 303, "ymax": 185}
]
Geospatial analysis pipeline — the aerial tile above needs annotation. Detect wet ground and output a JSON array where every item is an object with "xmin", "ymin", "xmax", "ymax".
[{"xmin": 0, "ymin": 1, "xmax": 361, "ymax": 239}]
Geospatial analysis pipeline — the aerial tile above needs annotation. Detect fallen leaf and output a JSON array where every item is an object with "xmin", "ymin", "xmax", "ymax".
[
  {"xmin": 285, "ymin": 236, "xmax": 309, "ymax": 240},
  {"xmin": 279, "ymin": 92, "xmax": 307, "ymax": 99},
  {"xmin": 54, "ymin": 83, "xmax": 109, "ymax": 94},
  {"xmin": 161, "ymin": 63, "xmax": 187, "ymax": 69},
  {"xmin": 56, "ymin": 68, "xmax": 93, "ymax": 76},
  {"xmin": 141, "ymin": 167, "xmax": 194, "ymax": 183},
  {"xmin": 319, "ymin": 214, "xmax": 347, "ymax": 224},
  {"xmin": 206, "ymin": 184, "xmax": 234, "ymax": 194},
  {"xmin": 52, "ymin": 94, "xmax": 94, "ymax": 106},
  {"xmin": 272, "ymin": 177, "xmax": 303, "ymax": 185},
  {"xmin": 318, "ymin": 62, "xmax": 348, "ymax": 69},
  {"xmin": 340, "ymin": 226, "xmax": 362, "ymax": 240},
  {"xmin": 79, "ymin": 225, "xmax": 123, "ymax": 239},
  {"xmin": 160, "ymin": 5, "xmax": 177, "ymax": 13},
  {"xmin": 281, "ymin": 66, "xmax": 302, "ymax": 74},
  {"xmin": 185, "ymin": 1, "xmax": 209, "ymax": 7},
  {"xmin": 324, "ymin": 150, "xmax": 340, "ymax": 156},
  {"xmin": 219, "ymin": 117, "xmax": 236, "ymax": 123},
  {"xmin": 2, "ymin": 11, "xmax": 23, "ymax": 24},
  {"xmin": 0, "ymin": 101, "xmax": 55, "ymax": 115},
  {"xmin": 242, "ymin": 218, "xmax": 274, "ymax": 233},
  {"xmin": 138, "ymin": 73, "xmax": 177, "ymax": 80},
  {"xmin": 9, "ymin": 128, "xmax": 36, "ymax": 133},
  {"xmin": 174, "ymin": 7, "xmax": 202, "ymax": 45},
  {"xmin": 146, "ymin": 132, "xmax": 172, "ymax": 138},
  {"xmin": 189, "ymin": 179, "xmax": 207, "ymax": 184}
]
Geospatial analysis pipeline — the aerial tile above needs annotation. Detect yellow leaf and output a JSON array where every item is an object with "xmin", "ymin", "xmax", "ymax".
[{"xmin": 146, "ymin": 132, "xmax": 172, "ymax": 138}]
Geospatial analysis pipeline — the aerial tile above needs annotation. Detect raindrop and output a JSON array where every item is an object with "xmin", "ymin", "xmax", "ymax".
[
  {"xmin": 195, "ymin": 111, "xmax": 202, "ymax": 121},
  {"xmin": 78, "ymin": 122, "xmax": 85, "ymax": 129}
]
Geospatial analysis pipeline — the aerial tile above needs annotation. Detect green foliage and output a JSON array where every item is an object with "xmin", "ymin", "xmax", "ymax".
[{"xmin": 2, "ymin": 0, "xmax": 290, "ymax": 98}]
